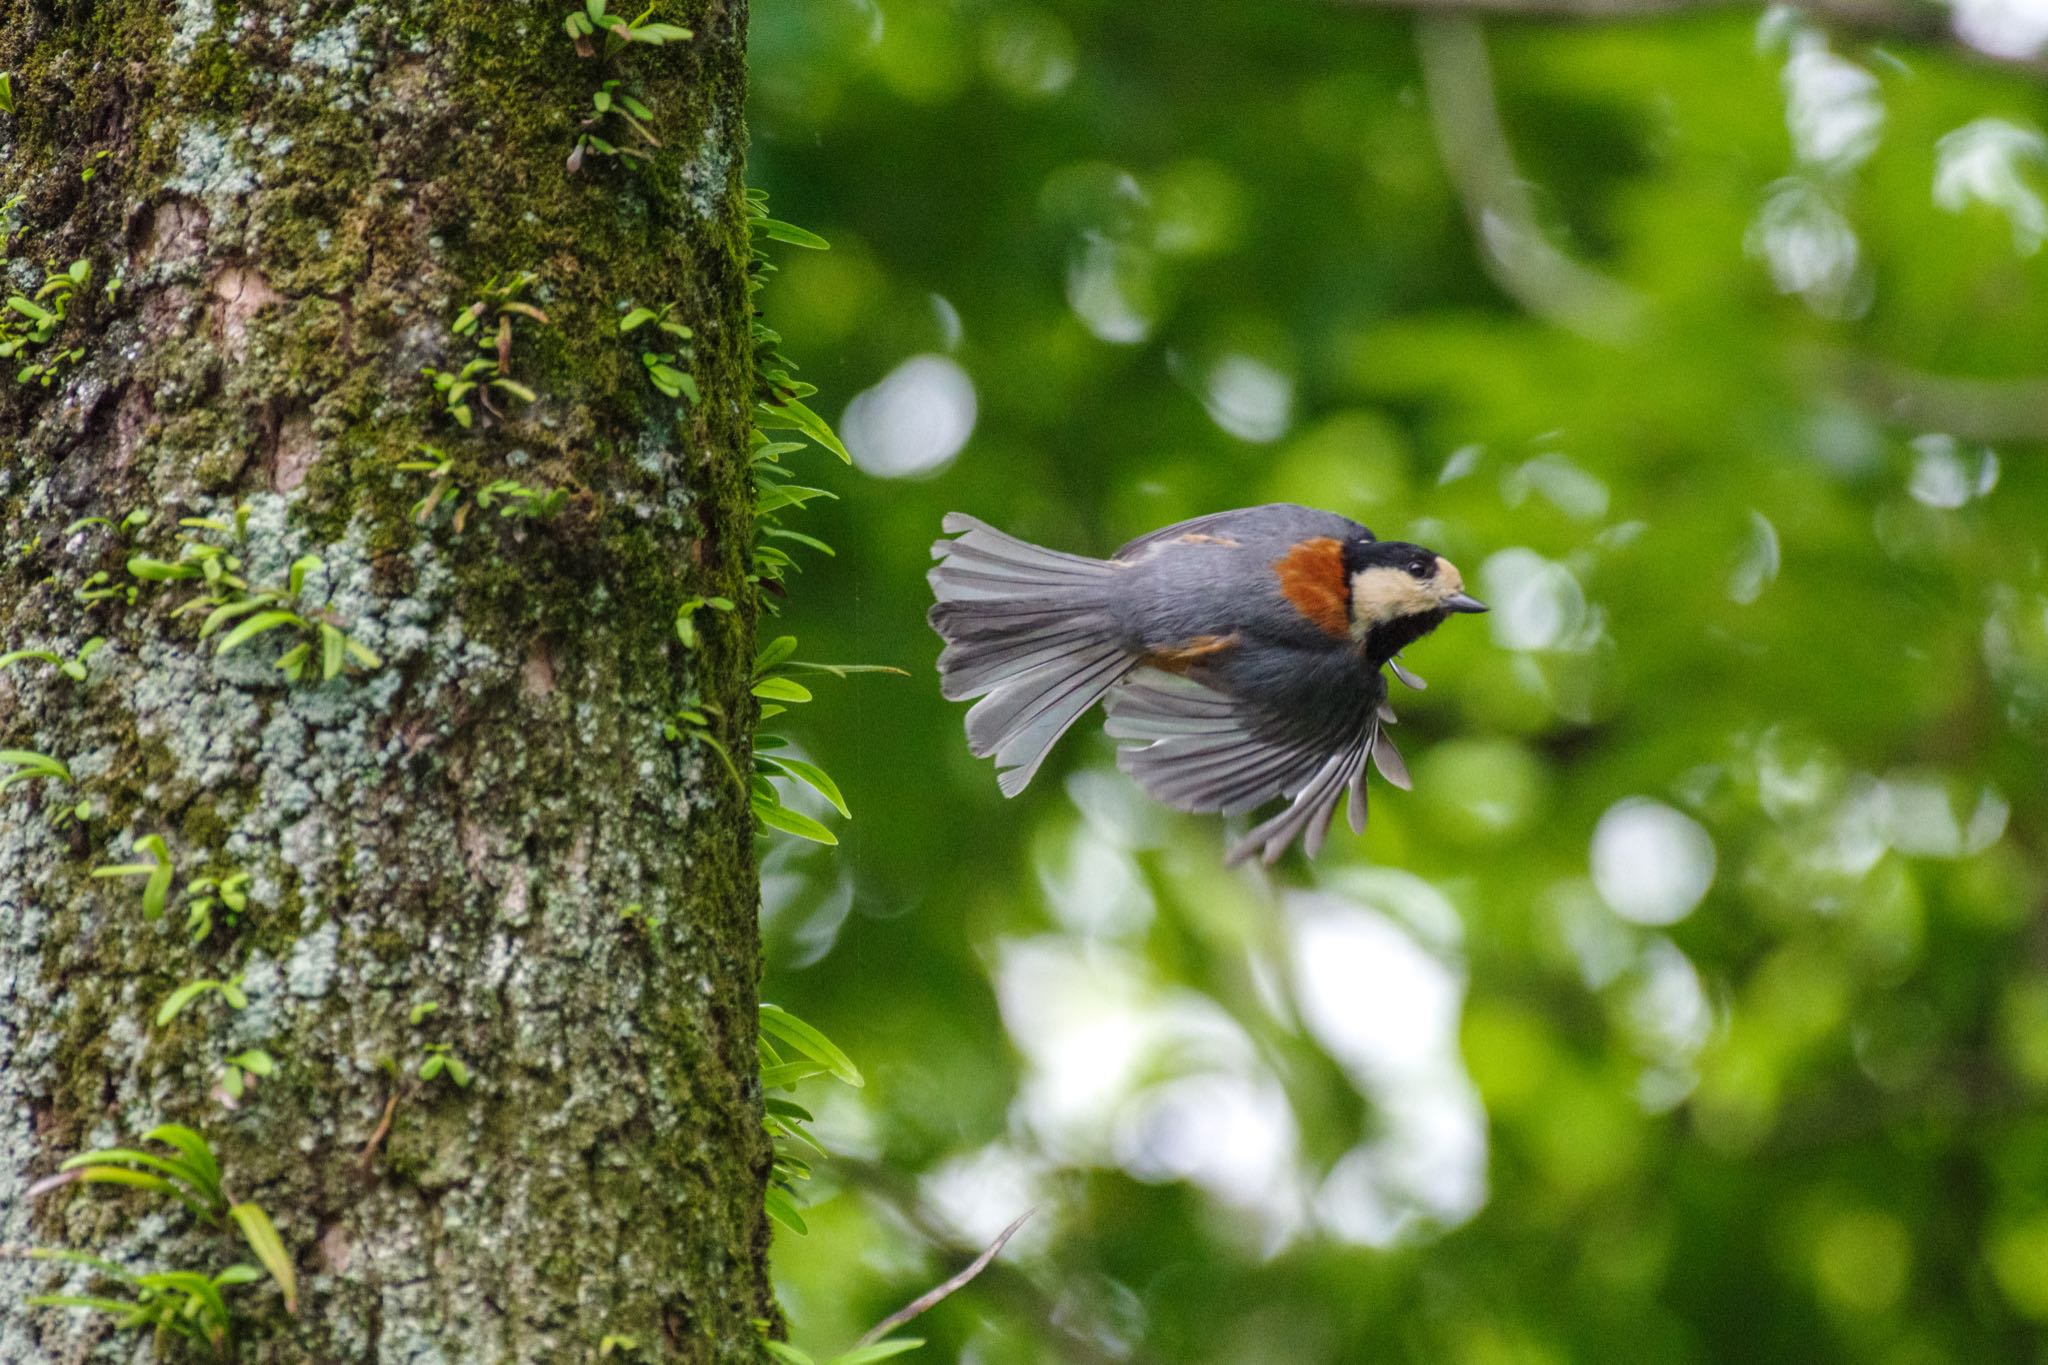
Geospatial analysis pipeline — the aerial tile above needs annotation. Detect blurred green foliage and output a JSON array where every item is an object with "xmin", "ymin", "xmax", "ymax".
[{"xmin": 746, "ymin": 1, "xmax": 2048, "ymax": 1360}]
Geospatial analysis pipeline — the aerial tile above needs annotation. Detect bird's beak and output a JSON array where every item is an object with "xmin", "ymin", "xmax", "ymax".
[{"xmin": 1434, "ymin": 557, "xmax": 1486, "ymax": 613}]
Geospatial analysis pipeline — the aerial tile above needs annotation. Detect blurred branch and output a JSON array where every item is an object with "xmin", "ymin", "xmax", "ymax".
[
  {"xmin": 1414, "ymin": 15, "xmax": 2048, "ymax": 438},
  {"xmin": 1341, "ymin": 0, "xmax": 2048, "ymax": 77},
  {"xmin": 1415, "ymin": 14, "xmax": 1649, "ymax": 344},
  {"xmin": 855, "ymin": 1208, "xmax": 1034, "ymax": 1347},
  {"xmin": 844, "ymin": 1160, "xmax": 1166, "ymax": 1365},
  {"xmin": 1815, "ymin": 350, "xmax": 2048, "ymax": 441}
]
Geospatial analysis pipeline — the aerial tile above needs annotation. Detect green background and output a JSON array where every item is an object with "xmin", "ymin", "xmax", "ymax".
[{"xmin": 746, "ymin": 2, "xmax": 2048, "ymax": 1360}]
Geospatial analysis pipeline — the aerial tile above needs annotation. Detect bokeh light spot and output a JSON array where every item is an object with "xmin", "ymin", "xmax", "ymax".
[
  {"xmin": 1591, "ymin": 798, "xmax": 1718, "ymax": 925},
  {"xmin": 841, "ymin": 353, "xmax": 977, "ymax": 478}
]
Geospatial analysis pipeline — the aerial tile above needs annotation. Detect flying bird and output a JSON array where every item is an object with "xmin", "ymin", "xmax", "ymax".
[{"xmin": 927, "ymin": 504, "xmax": 1487, "ymax": 866}]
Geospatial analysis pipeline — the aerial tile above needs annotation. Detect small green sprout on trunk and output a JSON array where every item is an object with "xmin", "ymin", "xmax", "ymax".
[
  {"xmin": 25, "ymin": 1124, "xmax": 300, "ymax": 1352},
  {"xmin": 673, "ymin": 594, "xmax": 733, "ymax": 650},
  {"xmin": 745, "ymin": 636, "xmax": 904, "ymax": 845},
  {"xmin": 1, "ymin": 749, "xmax": 83, "ymax": 833},
  {"xmin": 577, "ymin": 81, "xmax": 661, "ymax": 165},
  {"xmin": 94, "ymin": 839, "xmax": 256, "ymax": 940},
  {"xmin": 27, "ymin": 1250, "xmax": 261, "ymax": 1358},
  {"xmin": 410, "ymin": 1001, "xmax": 475, "ymax": 1088},
  {"xmin": 0, "ymin": 634, "xmax": 106, "ymax": 682},
  {"xmin": 418, "ymin": 1044, "xmax": 474, "ymax": 1088},
  {"xmin": 758, "ymin": 1003, "xmax": 864, "ymax": 1236},
  {"xmin": 742, "ymin": 194, "xmax": 1023, "ymax": 1359},
  {"xmin": 129, "ymin": 524, "xmax": 381, "ymax": 683},
  {"xmin": 0, "ymin": 748, "xmax": 74, "ymax": 795},
  {"xmin": 155, "ymin": 975, "xmax": 248, "ymax": 1030},
  {"xmin": 621, "ymin": 302, "xmax": 700, "ymax": 402},
  {"xmin": 755, "ymin": 1000, "xmax": 1014, "ymax": 1364},
  {"xmin": 216, "ymin": 1049, "xmax": 275, "ymax": 1107},
  {"xmin": 74, "ymin": 570, "xmax": 140, "ymax": 606},
  {"xmin": 1, "ymin": 259, "xmax": 91, "ymax": 386},
  {"xmin": 91, "ymin": 833, "xmax": 176, "ymax": 919},
  {"xmin": 746, "ymin": 195, "xmax": 847, "ymax": 600},
  {"xmin": 397, "ymin": 446, "xmax": 568, "ymax": 532},
  {"xmin": 52, "ymin": 512, "xmax": 146, "ymax": 604},
  {"xmin": 182, "ymin": 873, "xmax": 253, "ymax": 943},
  {"xmin": 563, "ymin": 0, "xmax": 692, "ymax": 54},
  {"xmin": 422, "ymin": 272, "xmax": 548, "ymax": 428},
  {"xmin": 0, "ymin": 193, "xmax": 23, "ymax": 256},
  {"xmin": 563, "ymin": 2, "xmax": 692, "ymax": 171},
  {"xmin": 64, "ymin": 508, "xmax": 150, "ymax": 539}
]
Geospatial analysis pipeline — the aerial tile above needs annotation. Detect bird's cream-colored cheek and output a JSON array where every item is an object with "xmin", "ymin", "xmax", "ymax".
[
  {"xmin": 1349, "ymin": 567, "xmax": 1434, "ymax": 632},
  {"xmin": 1427, "ymin": 556, "xmax": 1467, "ymax": 606}
]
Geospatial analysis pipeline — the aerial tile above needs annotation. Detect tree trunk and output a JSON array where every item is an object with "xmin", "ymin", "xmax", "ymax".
[{"xmin": 0, "ymin": 1, "xmax": 770, "ymax": 1360}]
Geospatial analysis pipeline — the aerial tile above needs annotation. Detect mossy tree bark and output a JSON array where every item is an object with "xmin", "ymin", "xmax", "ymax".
[{"xmin": 0, "ymin": 2, "xmax": 771, "ymax": 1360}]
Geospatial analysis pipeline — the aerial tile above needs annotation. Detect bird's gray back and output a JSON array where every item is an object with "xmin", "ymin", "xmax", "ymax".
[
  {"xmin": 1114, "ymin": 503, "xmax": 1366, "ymax": 560},
  {"xmin": 1108, "ymin": 504, "xmax": 1369, "ymax": 655}
]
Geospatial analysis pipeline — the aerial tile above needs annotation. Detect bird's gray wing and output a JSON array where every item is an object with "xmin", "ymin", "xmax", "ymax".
[
  {"xmin": 1103, "ymin": 668, "xmax": 1409, "ymax": 866},
  {"xmin": 1113, "ymin": 504, "xmax": 1369, "ymax": 560}
]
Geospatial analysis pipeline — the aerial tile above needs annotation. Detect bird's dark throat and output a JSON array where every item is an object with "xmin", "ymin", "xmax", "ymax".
[{"xmin": 1363, "ymin": 608, "xmax": 1450, "ymax": 668}]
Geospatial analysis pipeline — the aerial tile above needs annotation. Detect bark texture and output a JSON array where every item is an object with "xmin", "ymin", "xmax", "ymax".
[{"xmin": 0, "ymin": 1, "xmax": 770, "ymax": 1359}]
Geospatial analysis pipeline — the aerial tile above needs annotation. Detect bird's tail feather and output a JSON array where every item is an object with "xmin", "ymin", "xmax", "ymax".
[{"xmin": 929, "ymin": 514, "xmax": 1133, "ymax": 796}]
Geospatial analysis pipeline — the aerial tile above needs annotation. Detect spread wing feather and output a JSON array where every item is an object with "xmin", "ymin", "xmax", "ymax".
[
  {"xmin": 1240, "ymin": 739, "xmax": 1372, "ymax": 864},
  {"xmin": 1104, "ymin": 669, "xmax": 1395, "ymax": 866}
]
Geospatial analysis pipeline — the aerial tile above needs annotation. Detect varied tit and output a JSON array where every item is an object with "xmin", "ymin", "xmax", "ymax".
[{"xmin": 927, "ymin": 503, "xmax": 1487, "ymax": 866}]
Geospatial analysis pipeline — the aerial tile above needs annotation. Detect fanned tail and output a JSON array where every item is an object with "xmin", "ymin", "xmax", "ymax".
[{"xmin": 929, "ymin": 514, "xmax": 1134, "ymax": 796}]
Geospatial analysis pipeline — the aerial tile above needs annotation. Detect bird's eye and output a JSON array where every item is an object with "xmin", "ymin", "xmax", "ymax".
[{"xmin": 1407, "ymin": 557, "xmax": 1432, "ymax": 578}]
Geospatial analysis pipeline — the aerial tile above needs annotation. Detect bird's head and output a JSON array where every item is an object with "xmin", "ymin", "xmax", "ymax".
[{"xmin": 1340, "ymin": 538, "xmax": 1487, "ymax": 662}]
